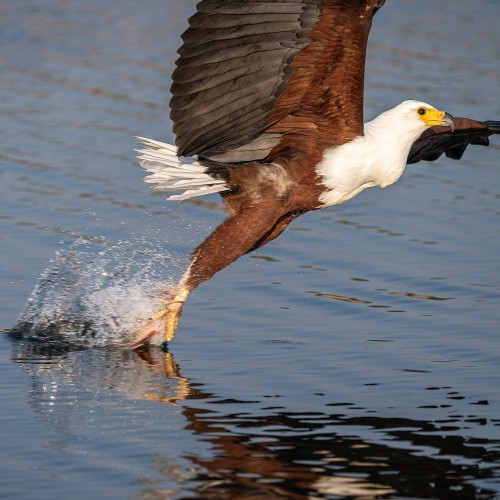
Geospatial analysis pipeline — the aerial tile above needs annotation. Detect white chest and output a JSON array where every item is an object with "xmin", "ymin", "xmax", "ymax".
[{"xmin": 316, "ymin": 136, "xmax": 408, "ymax": 208}]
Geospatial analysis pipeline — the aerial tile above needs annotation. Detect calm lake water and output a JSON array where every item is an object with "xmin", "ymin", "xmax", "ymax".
[{"xmin": 1, "ymin": 1, "xmax": 500, "ymax": 498}]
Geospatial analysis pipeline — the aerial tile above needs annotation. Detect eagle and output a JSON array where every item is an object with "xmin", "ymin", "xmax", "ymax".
[{"xmin": 131, "ymin": 0, "xmax": 500, "ymax": 348}]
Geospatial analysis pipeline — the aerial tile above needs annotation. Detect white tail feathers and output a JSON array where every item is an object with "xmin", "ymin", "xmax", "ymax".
[{"xmin": 135, "ymin": 137, "xmax": 227, "ymax": 201}]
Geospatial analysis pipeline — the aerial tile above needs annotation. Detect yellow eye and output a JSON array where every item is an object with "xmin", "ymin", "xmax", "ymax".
[{"xmin": 418, "ymin": 107, "xmax": 426, "ymax": 116}]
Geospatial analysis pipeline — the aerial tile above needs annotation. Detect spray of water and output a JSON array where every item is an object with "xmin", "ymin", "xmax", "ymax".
[{"xmin": 13, "ymin": 238, "xmax": 184, "ymax": 347}]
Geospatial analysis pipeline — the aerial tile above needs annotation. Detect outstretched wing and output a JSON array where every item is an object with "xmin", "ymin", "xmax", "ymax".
[
  {"xmin": 408, "ymin": 118, "xmax": 500, "ymax": 164},
  {"xmin": 170, "ymin": 0, "xmax": 384, "ymax": 163}
]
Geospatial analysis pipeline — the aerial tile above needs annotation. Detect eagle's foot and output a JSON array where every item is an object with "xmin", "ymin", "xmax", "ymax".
[{"xmin": 130, "ymin": 299, "xmax": 184, "ymax": 350}]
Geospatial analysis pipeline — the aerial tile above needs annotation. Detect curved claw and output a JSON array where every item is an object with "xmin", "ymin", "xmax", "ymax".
[{"xmin": 130, "ymin": 300, "xmax": 184, "ymax": 349}]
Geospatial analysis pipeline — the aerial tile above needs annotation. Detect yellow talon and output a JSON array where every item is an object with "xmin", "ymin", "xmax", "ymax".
[
  {"xmin": 152, "ymin": 309, "xmax": 169, "ymax": 321},
  {"xmin": 130, "ymin": 292, "xmax": 187, "ymax": 349}
]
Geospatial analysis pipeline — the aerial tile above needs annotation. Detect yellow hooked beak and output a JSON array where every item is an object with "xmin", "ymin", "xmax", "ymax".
[{"xmin": 417, "ymin": 107, "xmax": 455, "ymax": 127}]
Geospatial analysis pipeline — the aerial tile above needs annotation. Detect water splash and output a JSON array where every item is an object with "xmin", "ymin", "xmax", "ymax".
[{"xmin": 12, "ymin": 239, "xmax": 183, "ymax": 347}]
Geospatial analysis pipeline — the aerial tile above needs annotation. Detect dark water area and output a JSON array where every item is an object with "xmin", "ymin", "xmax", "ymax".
[{"xmin": 1, "ymin": 1, "xmax": 499, "ymax": 498}]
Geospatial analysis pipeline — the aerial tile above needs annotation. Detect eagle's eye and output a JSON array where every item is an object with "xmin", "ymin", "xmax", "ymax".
[{"xmin": 418, "ymin": 107, "xmax": 426, "ymax": 116}]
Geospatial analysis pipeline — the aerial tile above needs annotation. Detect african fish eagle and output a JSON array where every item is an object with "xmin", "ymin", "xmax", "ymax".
[{"xmin": 131, "ymin": 0, "xmax": 500, "ymax": 348}]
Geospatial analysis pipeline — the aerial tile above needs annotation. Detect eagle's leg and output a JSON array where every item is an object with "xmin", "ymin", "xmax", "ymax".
[
  {"xmin": 247, "ymin": 211, "xmax": 302, "ymax": 253},
  {"xmin": 131, "ymin": 202, "xmax": 288, "ymax": 348}
]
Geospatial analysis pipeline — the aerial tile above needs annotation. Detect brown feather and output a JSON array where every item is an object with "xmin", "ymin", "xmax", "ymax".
[
  {"xmin": 265, "ymin": 0, "xmax": 381, "ymax": 160},
  {"xmin": 186, "ymin": 199, "xmax": 289, "ymax": 292}
]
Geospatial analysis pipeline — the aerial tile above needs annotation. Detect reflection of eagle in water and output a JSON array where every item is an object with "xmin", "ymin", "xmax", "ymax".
[{"xmin": 132, "ymin": 0, "xmax": 500, "ymax": 348}]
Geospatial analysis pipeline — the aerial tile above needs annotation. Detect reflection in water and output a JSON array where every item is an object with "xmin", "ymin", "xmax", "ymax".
[
  {"xmin": 10, "ymin": 340, "xmax": 500, "ymax": 499},
  {"xmin": 307, "ymin": 291, "xmax": 372, "ymax": 304},
  {"xmin": 306, "ymin": 286, "xmax": 456, "ymax": 317},
  {"xmin": 390, "ymin": 291, "xmax": 453, "ymax": 301}
]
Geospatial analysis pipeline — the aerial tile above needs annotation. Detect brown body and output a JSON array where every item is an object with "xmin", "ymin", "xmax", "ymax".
[
  {"xmin": 132, "ymin": 0, "xmax": 500, "ymax": 347},
  {"xmin": 186, "ymin": 157, "xmax": 322, "ymax": 293},
  {"xmin": 170, "ymin": 0, "xmax": 382, "ymax": 299}
]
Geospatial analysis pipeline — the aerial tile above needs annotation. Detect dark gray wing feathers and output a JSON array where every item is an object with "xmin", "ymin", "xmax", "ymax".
[
  {"xmin": 170, "ymin": 0, "xmax": 322, "ymax": 161},
  {"xmin": 408, "ymin": 120, "xmax": 500, "ymax": 164}
]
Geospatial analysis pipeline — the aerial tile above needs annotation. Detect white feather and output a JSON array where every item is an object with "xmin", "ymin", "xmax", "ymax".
[
  {"xmin": 136, "ymin": 137, "xmax": 227, "ymax": 200},
  {"xmin": 168, "ymin": 185, "xmax": 229, "ymax": 201}
]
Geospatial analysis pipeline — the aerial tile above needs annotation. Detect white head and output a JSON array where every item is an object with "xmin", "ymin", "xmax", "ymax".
[
  {"xmin": 366, "ymin": 100, "xmax": 455, "ymax": 141},
  {"xmin": 317, "ymin": 100, "xmax": 455, "ymax": 208}
]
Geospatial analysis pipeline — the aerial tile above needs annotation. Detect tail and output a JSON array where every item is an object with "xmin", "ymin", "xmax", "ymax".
[{"xmin": 135, "ymin": 137, "xmax": 227, "ymax": 201}]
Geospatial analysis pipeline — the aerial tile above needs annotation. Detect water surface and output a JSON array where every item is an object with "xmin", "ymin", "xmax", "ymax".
[{"xmin": 1, "ymin": 1, "xmax": 499, "ymax": 498}]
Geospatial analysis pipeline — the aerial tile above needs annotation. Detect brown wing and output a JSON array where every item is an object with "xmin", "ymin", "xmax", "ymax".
[
  {"xmin": 408, "ymin": 118, "xmax": 500, "ymax": 164},
  {"xmin": 170, "ymin": 0, "xmax": 385, "ymax": 163}
]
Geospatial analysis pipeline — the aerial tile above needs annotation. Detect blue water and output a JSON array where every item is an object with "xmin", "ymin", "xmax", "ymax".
[{"xmin": 1, "ymin": 1, "xmax": 499, "ymax": 498}]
